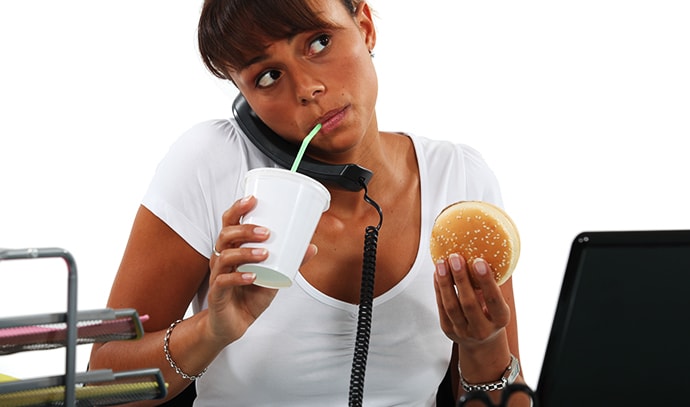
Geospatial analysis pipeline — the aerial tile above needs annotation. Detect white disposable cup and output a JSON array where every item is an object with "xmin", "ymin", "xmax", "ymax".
[{"xmin": 237, "ymin": 168, "xmax": 330, "ymax": 288}]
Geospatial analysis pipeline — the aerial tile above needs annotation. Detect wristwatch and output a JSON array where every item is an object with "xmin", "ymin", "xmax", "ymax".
[{"xmin": 460, "ymin": 354, "xmax": 520, "ymax": 393}]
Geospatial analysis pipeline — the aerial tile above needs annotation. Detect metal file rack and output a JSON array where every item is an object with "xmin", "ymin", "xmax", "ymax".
[{"xmin": 0, "ymin": 247, "xmax": 167, "ymax": 406}]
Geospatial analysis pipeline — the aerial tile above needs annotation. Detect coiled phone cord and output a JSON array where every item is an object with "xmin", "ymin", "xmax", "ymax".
[{"xmin": 348, "ymin": 178, "xmax": 383, "ymax": 407}]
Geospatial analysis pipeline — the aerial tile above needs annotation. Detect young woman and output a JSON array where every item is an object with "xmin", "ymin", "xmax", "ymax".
[{"xmin": 89, "ymin": 1, "xmax": 528, "ymax": 405}]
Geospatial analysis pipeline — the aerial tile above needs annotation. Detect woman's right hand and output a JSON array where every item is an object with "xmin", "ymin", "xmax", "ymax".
[{"xmin": 206, "ymin": 195, "xmax": 317, "ymax": 346}]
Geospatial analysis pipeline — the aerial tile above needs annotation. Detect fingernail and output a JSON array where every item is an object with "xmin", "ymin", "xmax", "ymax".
[
  {"xmin": 251, "ymin": 248, "xmax": 267, "ymax": 256},
  {"xmin": 241, "ymin": 272, "xmax": 256, "ymax": 280},
  {"xmin": 254, "ymin": 227, "xmax": 269, "ymax": 236},
  {"xmin": 449, "ymin": 253, "xmax": 462, "ymax": 271},
  {"xmin": 436, "ymin": 260, "xmax": 447, "ymax": 276},
  {"xmin": 241, "ymin": 195, "xmax": 252, "ymax": 204},
  {"xmin": 473, "ymin": 258, "xmax": 488, "ymax": 275}
]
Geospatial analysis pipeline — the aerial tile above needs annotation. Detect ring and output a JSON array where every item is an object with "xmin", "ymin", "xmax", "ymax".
[{"xmin": 212, "ymin": 246, "xmax": 222, "ymax": 257}]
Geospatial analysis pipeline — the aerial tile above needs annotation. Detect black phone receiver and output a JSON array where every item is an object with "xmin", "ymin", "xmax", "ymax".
[{"xmin": 232, "ymin": 93, "xmax": 373, "ymax": 191}]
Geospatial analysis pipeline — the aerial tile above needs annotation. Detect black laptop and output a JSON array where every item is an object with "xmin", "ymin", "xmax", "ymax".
[{"xmin": 536, "ymin": 230, "xmax": 690, "ymax": 406}]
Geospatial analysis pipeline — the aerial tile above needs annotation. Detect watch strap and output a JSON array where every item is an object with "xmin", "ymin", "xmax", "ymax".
[{"xmin": 460, "ymin": 354, "xmax": 520, "ymax": 393}]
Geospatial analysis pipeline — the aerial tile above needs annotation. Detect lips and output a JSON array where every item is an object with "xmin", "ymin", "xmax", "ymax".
[{"xmin": 315, "ymin": 105, "xmax": 348, "ymax": 133}]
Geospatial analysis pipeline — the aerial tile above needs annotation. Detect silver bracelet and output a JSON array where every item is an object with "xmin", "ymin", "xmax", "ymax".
[
  {"xmin": 459, "ymin": 354, "xmax": 520, "ymax": 393},
  {"xmin": 163, "ymin": 319, "xmax": 208, "ymax": 381}
]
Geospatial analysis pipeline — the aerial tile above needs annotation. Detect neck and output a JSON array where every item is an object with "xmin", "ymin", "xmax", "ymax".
[{"xmin": 326, "ymin": 130, "xmax": 416, "ymax": 219}]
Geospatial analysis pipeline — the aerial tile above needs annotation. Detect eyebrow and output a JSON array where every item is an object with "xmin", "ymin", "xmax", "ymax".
[{"xmin": 241, "ymin": 54, "xmax": 269, "ymax": 71}]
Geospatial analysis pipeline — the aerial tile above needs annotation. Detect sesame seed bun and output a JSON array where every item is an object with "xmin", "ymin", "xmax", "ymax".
[{"xmin": 430, "ymin": 201, "xmax": 520, "ymax": 286}]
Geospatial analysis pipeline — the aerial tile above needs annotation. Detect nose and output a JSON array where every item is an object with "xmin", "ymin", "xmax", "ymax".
[{"xmin": 293, "ymin": 69, "xmax": 324, "ymax": 105}]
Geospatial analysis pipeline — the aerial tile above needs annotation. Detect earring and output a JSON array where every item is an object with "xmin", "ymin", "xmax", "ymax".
[{"xmin": 369, "ymin": 49, "xmax": 375, "ymax": 58}]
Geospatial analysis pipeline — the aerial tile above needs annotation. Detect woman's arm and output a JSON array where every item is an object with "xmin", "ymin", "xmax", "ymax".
[
  {"xmin": 89, "ymin": 197, "xmax": 283, "ymax": 404},
  {"xmin": 435, "ymin": 254, "xmax": 530, "ymax": 407}
]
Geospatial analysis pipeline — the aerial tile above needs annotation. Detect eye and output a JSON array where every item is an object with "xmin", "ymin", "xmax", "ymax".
[
  {"xmin": 308, "ymin": 34, "xmax": 331, "ymax": 55},
  {"xmin": 256, "ymin": 69, "xmax": 281, "ymax": 88}
]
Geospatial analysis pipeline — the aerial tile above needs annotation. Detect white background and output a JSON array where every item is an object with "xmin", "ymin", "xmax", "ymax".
[{"xmin": 1, "ymin": 0, "xmax": 689, "ymax": 390}]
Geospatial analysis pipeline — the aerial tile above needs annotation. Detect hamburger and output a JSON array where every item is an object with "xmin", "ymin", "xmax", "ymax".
[{"xmin": 430, "ymin": 201, "xmax": 520, "ymax": 286}]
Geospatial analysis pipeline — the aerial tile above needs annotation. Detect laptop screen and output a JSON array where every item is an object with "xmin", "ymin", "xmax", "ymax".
[{"xmin": 536, "ymin": 230, "xmax": 690, "ymax": 407}]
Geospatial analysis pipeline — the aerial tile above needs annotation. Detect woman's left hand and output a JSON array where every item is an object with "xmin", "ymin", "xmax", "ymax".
[{"xmin": 433, "ymin": 253, "xmax": 511, "ymax": 348}]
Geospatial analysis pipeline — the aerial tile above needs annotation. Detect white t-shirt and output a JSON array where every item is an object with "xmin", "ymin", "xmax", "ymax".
[{"xmin": 142, "ymin": 119, "xmax": 504, "ymax": 406}]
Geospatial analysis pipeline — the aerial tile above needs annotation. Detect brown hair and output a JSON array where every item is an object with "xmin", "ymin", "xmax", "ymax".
[{"xmin": 198, "ymin": 0, "xmax": 360, "ymax": 80}]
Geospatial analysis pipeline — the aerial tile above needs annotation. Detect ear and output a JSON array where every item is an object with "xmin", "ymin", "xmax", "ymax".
[{"xmin": 355, "ymin": 2, "xmax": 376, "ymax": 52}]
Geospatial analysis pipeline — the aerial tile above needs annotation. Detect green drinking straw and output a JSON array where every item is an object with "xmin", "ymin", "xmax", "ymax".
[{"xmin": 290, "ymin": 123, "xmax": 322, "ymax": 172}]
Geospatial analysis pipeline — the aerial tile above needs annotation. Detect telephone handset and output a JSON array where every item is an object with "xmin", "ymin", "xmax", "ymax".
[
  {"xmin": 231, "ymin": 93, "xmax": 373, "ymax": 191},
  {"xmin": 232, "ymin": 92, "xmax": 380, "ymax": 407}
]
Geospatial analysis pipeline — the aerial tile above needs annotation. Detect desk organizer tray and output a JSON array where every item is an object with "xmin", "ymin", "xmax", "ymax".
[
  {"xmin": 0, "ymin": 309, "xmax": 148, "ymax": 355},
  {"xmin": 0, "ymin": 368, "xmax": 167, "ymax": 406}
]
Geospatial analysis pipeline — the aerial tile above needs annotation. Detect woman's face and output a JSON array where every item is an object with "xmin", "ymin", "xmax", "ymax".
[{"xmin": 229, "ymin": 0, "xmax": 377, "ymax": 163}]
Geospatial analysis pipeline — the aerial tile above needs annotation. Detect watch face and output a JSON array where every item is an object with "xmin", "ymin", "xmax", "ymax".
[{"xmin": 505, "ymin": 355, "xmax": 520, "ymax": 384}]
